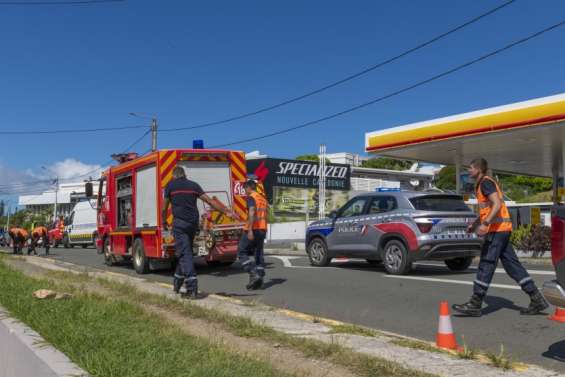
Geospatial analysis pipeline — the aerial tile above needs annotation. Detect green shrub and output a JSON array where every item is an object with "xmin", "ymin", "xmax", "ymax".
[
  {"xmin": 511, "ymin": 225, "xmax": 550, "ymax": 258},
  {"xmin": 510, "ymin": 225, "xmax": 531, "ymax": 249}
]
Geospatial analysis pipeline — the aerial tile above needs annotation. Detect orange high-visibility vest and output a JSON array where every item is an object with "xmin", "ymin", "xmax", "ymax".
[
  {"xmin": 244, "ymin": 191, "xmax": 268, "ymax": 231},
  {"xmin": 10, "ymin": 228, "xmax": 29, "ymax": 239},
  {"xmin": 32, "ymin": 226, "xmax": 48, "ymax": 238},
  {"xmin": 475, "ymin": 176, "xmax": 512, "ymax": 233}
]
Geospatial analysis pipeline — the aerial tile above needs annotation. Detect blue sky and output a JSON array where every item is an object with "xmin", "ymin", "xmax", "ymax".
[{"xmin": 1, "ymin": 0, "xmax": 565, "ymax": 201}]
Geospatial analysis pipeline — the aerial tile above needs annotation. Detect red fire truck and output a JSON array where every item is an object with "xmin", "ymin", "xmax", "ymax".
[{"xmin": 87, "ymin": 149, "xmax": 248, "ymax": 274}]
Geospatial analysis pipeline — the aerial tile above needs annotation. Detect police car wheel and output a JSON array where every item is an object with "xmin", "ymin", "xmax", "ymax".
[
  {"xmin": 444, "ymin": 257, "xmax": 473, "ymax": 271},
  {"xmin": 307, "ymin": 238, "xmax": 331, "ymax": 267},
  {"xmin": 383, "ymin": 240, "xmax": 411, "ymax": 275},
  {"xmin": 133, "ymin": 238, "xmax": 150, "ymax": 274}
]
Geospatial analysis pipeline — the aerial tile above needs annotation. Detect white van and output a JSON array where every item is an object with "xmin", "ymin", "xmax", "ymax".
[{"xmin": 64, "ymin": 200, "xmax": 97, "ymax": 248}]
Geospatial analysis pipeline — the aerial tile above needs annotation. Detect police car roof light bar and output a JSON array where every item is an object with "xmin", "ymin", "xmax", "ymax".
[{"xmin": 377, "ymin": 188, "xmax": 401, "ymax": 192}]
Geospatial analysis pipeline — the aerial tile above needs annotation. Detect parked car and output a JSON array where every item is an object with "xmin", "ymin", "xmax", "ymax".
[{"xmin": 306, "ymin": 190, "xmax": 482, "ymax": 275}]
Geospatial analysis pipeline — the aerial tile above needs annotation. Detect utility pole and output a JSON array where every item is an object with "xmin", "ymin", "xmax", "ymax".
[
  {"xmin": 53, "ymin": 177, "xmax": 59, "ymax": 221},
  {"xmin": 318, "ymin": 144, "xmax": 327, "ymax": 220},
  {"xmin": 151, "ymin": 117, "xmax": 158, "ymax": 152},
  {"xmin": 6, "ymin": 203, "xmax": 10, "ymax": 231}
]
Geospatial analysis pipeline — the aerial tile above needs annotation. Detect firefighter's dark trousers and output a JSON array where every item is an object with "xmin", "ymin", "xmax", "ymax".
[
  {"xmin": 172, "ymin": 219, "xmax": 198, "ymax": 291},
  {"xmin": 29, "ymin": 236, "xmax": 49, "ymax": 255},
  {"xmin": 12, "ymin": 237, "xmax": 24, "ymax": 255},
  {"xmin": 238, "ymin": 230, "xmax": 266, "ymax": 278},
  {"xmin": 473, "ymin": 231, "xmax": 537, "ymax": 299}
]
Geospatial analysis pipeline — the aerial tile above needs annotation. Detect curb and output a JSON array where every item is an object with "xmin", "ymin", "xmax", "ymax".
[{"xmin": 0, "ymin": 305, "xmax": 89, "ymax": 377}]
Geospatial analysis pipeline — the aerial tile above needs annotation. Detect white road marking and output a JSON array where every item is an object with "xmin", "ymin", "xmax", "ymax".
[
  {"xmin": 269, "ymin": 257, "xmax": 556, "ymax": 279},
  {"xmin": 385, "ymin": 275, "xmax": 521, "ymax": 290},
  {"xmin": 270, "ymin": 256, "xmax": 302, "ymax": 267},
  {"xmin": 415, "ymin": 262, "xmax": 555, "ymax": 276}
]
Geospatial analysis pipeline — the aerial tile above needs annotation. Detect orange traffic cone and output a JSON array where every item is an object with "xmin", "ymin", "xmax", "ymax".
[
  {"xmin": 436, "ymin": 301, "xmax": 459, "ymax": 350},
  {"xmin": 549, "ymin": 307, "xmax": 565, "ymax": 323}
]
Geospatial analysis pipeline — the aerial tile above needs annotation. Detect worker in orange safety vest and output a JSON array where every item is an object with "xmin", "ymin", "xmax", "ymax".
[
  {"xmin": 9, "ymin": 227, "xmax": 28, "ymax": 255},
  {"xmin": 30, "ymin": 225, "xmax": 50, "ymax": 256},
  {"xmin": 453, "ymin": 158, "xmax": 548, "ymax": 317},
  {"xmin": 237, "ymin": 179, "xmax": 268, "ymax": 290}
]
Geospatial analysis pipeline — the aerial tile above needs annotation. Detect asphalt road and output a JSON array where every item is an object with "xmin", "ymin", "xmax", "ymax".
[{"xmin": 4, "ymin": 246, "xmax": 565, "ymax": 372}]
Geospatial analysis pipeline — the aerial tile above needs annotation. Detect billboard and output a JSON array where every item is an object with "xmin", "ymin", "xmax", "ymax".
[{"xmin": 247, "ymin": 158, "xmax": 351, "ymax": 203}]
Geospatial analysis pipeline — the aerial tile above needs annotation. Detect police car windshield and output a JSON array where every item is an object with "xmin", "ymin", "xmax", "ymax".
[{"xmin": 409, "ymin": 195, "xmax": 469, "ymax": 212}]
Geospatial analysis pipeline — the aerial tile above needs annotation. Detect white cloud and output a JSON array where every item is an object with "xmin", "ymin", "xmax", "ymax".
[
  {"xmin": 0, "ymin": 164, "xmax": 34, "ymax": 187},
  {"xmin": 44, "ymin": 159, "xmax": 104, "ymax": 181},
  {"xmin": 0, "ymin": 158, "xmax": 106, "ymax": 201}
]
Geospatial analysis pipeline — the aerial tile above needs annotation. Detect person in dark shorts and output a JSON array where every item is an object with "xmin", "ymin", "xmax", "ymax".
[{"xmin": 162, "ymin": 166, "xmax": 234, "ymax": 299}]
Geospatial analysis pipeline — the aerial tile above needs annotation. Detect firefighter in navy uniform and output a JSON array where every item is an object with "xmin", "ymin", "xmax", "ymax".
[
  {"xmin": 237, "ymin": 179, "xmax": 268, "ymax": 290},
  {"xmin": 453, "ymin": 158, "xmax": 548, "ymax": 317},
  {"xmin": 162, "ymin": 166, "xmax": 234, "ymax": 299}
]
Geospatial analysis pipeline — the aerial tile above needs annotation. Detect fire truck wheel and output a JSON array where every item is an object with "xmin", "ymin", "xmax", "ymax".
[
  {"xmin": 444, "ymin": 257, "xmax": 474, "ymax": 271},
  {"xmin": 103, "ymin": 238, "xmax": 117, "ymax": 266},
  {"xmin": 307, "ymin": 238, "xmax": 332, "ymax": 267},
  {"xmin": 133, "ymin": 238, "xmax": 150, "ymax": 274},
  {"xmin": 382, "ymin": 239, "xmax": 412, "ymax": 275}
]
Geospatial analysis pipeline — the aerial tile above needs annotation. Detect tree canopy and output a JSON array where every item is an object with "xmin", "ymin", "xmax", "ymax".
[{"xmin": 361, "ymin": 158, "xmax": 413, "ymax": 171}]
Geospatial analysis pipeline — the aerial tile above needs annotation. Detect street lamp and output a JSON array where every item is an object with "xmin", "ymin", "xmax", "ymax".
[
  {"xmin": 42, "ymin": 166, "xmax": 59, "ymax": 222},
  {"xmin": 129, "ymin": 112, "xmax": 158, "ymax": 152}
]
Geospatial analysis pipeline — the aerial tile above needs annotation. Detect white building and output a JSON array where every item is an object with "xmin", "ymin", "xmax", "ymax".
[
  {"xmin": 350, "ymin": 166, "xmax": 434, "ymax": 192},
  {"xmin": 19, "ymin": 181, "xmax": 99, "ymax": 217},
  {"xmin": 325, "ymin": 152, "xmax": 368, "ymax": 167}
]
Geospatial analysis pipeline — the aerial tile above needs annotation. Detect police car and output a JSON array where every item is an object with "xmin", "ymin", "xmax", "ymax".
[{"xmin": 306, "ymin": 189, "xmax": 482, "ymax": 275}]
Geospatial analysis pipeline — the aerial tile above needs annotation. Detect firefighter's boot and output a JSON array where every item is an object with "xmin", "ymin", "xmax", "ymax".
[
  {"xmin": 173, "ymin": 275, "xmax": 184, "ymax": 294},
  {"xmin": 520, "ymin": 290, "xmax": 549, "ymax": 315},
  {"xmin": 452, "ymin": 295, "xmax": 483, "ymax": 317},
  {"xmin": 182, "ymin": 278, "xmax": 198, "ymax": 299},
  {"xmin": 246, "ymin": 272, "xmax": 263, "ymax": 291}
]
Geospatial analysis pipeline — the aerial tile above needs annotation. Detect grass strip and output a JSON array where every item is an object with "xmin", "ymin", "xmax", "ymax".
[
  {"xmin": 0, "ymin": 259, "xmax": 291, "ymax": 377},
  {"xmin": 79, "ymin": 272, "xmax": 435, "ymax": 377},
  {"xmin": 329, "ymin": 324, "xmax": 379, "ymax": 337}
]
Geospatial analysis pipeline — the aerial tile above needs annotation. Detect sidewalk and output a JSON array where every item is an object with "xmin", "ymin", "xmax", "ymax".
[{"xmin": 0, "ymin": 305, "xmax": 88, "ymax": 377}]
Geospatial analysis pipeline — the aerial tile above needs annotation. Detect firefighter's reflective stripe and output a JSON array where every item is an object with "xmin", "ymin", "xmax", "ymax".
[
  {"xmin": 475, "ymin": 176, "xmax": 512, "ymax": 232},
  {"xmin": 244, "ymin": 192, "xmax": 267, "ymax": 231}
]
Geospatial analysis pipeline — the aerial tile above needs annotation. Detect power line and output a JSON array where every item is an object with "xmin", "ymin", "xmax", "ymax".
[
  {"xmin": 1, "ymin": 128, "xmax": 151, "ymax": 200},
  {"xmin": 210, "ymin": 19, "xmax": 565, "ymax": 149},
  {"xmin": 0, "ymin": 0, "xmax": 124, "ymax": 5},
  {"xmin": 0, "ymin": 124, "xmax": 146, "ymax": 135},
  {"xmin": 161, "ymin": 0, "xmax": 517, "ymax": 133},
  {"xmin": 71, "ymin": 128, "xmax": 152, "ymax": 181}
]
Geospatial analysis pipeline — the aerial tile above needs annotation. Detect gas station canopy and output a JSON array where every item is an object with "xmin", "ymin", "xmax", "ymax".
[{"xmin": 365, "ymin": 93, "xmax": 565, "ymax": 178}]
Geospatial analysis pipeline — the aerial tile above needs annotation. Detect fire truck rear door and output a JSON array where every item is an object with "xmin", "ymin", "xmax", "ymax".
[{"xmin": 179, "ymin": 161, "xmax": 231, "ymax": 215}]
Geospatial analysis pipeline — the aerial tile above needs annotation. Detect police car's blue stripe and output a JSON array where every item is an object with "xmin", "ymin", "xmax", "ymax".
[{"xmin": 308, "ymin": 227, "xmax": 334, "ymax": 236}]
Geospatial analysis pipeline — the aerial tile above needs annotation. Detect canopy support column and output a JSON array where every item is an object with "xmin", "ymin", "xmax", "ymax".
[{"xmin": 455, "ymin": 152, "xmax": 462, "ymax": 195}]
